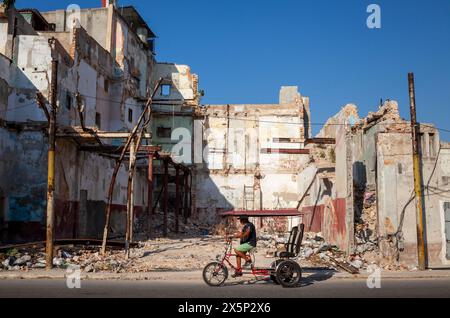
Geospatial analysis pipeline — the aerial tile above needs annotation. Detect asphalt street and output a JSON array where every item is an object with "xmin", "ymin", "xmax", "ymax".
[{"xmin": 0, "ymin": 277, "xmax": 449, "ymax": 298}]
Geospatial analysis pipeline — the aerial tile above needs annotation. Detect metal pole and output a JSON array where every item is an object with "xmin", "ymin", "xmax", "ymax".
[
  {"xmin": 125, "ymin": 138, "xmax": 136, "ymax": 259},
  {"xmin": 147, "ymin": 152, "xmax": 153, "ymax": 239},
  {"xmin": 184, "ymin": 170, "xmax": 189, "ymax": 224},
  {"xmin": 408, "ymin": 72, "xmax": 426, "ymax": 271},
  {"xmin": 46, "ymin": 57, "xmax": 58, "ymax": 270},
  {"xmin": 175, "ymin": 166, "xmax": 180, "ymax": 233},
  {"xmin": 163, "ymin": 159, "xmax": 169, "ymax": 237}
]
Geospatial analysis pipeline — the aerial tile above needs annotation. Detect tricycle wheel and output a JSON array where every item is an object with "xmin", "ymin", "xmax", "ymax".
[
  {"xmin": 203, "ymin": 262, "xmax": 228, "ymax": 287},
  {"xmin": 275, "ymin": 260, "xmax": 301, "ymax": 288},
  {"xmin": 270, "ymin": 275, "xmax": 280, "ymax": 284},
  {"xmin": 269, "ymin": 260, "xmax": 283, "ymax": 284}
]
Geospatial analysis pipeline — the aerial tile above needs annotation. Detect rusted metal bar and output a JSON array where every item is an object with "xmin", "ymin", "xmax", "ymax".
[
  {"xmin": 305, "ymin": 138, "xmax": 336, "ymax": 145},
  {"xmin": 101, "ymin": 78, "xmax": 163, "ymax": 255},
  {"xmin": 45, "ymin": 48, "xmax": 58, "ymax": 270},
  {"xmin": 57, "ymin": 131, "xmax": 152, "ymax": 139},
  {"xmin": 220, "ymin": 209, "xmax": 301, "ymax": 217},
  {"xmin": 260, "ymin": 148, "xmax": 310, "ymax": 154},
  {"xmin": 296, "ymin": 171, "xmax": 319, "ymax": 210},
  {"xmin": 184, "ymin": 170, "xmax": 189, "ymax": 223},
  {"xmin": 147, "ymin": 152, "xmax": 154, "ymax": 239},
  {"xmin": 36, "ymin": 93, "xmax": 50, "ymax": 122},
  {"xmin": 163, "ymin": 159, "xmax": 169, "ymax": 237},
  {"xmin": 75, "ymin": 94, "xmax": 104, "ymax": 147},
  {"xmin": 125, "ymin": 138, "xmax": 137, "ymax": 259},
  {"xmin": 175, "ymin": 166, "xmax": 180, "ymax": 233},
  {"xmin": 408, "ymin": 73, "xmax": 427, "ymax": 271},
  {"xmin": 152, "ymin": 181, "xmax": 165, "ymax": 214},
  {"xmin": 189, "ymin": 171, "xmax": 193, "ymax": 219}
]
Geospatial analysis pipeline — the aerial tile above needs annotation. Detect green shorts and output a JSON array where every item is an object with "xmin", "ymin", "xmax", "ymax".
[{"xmin": 235, "ymin": 243, "xmax": 255, "ymax": 253}]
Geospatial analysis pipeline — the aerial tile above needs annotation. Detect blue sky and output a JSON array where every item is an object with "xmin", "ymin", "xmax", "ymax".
[{"xmin": 15, "ymin": 0, "xmax": 450, "ymax": 138}]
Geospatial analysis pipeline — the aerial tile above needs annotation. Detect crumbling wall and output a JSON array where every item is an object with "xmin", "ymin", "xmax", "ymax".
[
  {"xmin": 0, "ymin": 5, "xmax": 37, "ymax": 59},
  {"xmin": 152, "ymin": 63, "xmax": 199, "ymax": 103},
  {"xmin": 41, "ymin": 7, "xmax": 110, "ymax": 50},
  {"xmin": 374, "ymin": 123, "xmax": 449, "ymax": 267},
  {"xmin": 0, "ymin": 128, "xmax": 48, "ymax": 242},
  {"xmin": 0, "ymin": 9, "xmax": 157, "ymax": 242},
  {"xmin": 193, "ymin": 87, "xmax": 310, "ymax": 231},
  {"xmin": 0, "ymin": 53, "xmax": 11, "ymax": 119}
]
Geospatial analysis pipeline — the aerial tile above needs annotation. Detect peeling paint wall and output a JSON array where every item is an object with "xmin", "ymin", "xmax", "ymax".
[
  {"xmin": 0, "ymin": 6, "xmax": 159, "ymax": 243},
  {"xmin": 193, "ymin": 87, "xmax": 311, "ymax": 230},
  {"xmin": 0, "ymin": 128, "xmax": 48, "ymax": 242},
  {"xmin": 376, "ymin": 127, "xmax": 449, "ymax": 267},
  {"xmin": 0, "ymin": 5, "xmax": 37, "ymax": 59}
]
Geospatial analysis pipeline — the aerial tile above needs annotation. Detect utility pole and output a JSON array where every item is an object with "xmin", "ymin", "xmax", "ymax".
[
  {"xmin": 46, "ymin": 53, "xmax": 58, "ymax": 270},
  {"xmin": 408, "ymin": 72, "xmax": 426, "ymax": 271}
]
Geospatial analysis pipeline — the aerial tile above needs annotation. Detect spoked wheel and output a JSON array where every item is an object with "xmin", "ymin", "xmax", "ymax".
[
  {"xmin": 269, "ymin": 260, "xmax": 283, "ymax": 284},
  {"xmin": 203, "ymin": 262, "xmax": 229, "ymax": 287},
  {"xmin": 275, "ymin": 260, "xmax": 302, "ymax": 288}
]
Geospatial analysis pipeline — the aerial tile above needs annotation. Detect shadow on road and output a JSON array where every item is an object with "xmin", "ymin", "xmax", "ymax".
[
  {"xmin": 221, "ymin": 267, "xmax": 337, "ymax": 288},
  {"xmin": 300, "ymin": 268, "xmax": 337, "ymax": 287}
]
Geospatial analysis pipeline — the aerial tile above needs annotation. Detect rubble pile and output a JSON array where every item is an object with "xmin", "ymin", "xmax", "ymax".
[
  {"xmin": 354, "ymin": 186, "xmax": 379, "ymax": 255},
  {"xmin": 353, "ymin": 100, "xmax": 403, "ymax": 131},
  {"xmin": 141, "ymin": 212, "xmax": 213, "ymax": 240},
  {"xmin": 0, "ymin": 236, "xmax": 268, "ymax": 273},
  {"xmin": 0, "ymin": 245, "xmax": 136, "ymax": 273},
  {"xmin": 299, "ymin": 233, "xmax": 358, "ymax": 271}
]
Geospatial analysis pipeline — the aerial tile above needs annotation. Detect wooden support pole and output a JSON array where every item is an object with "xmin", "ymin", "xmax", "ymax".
[
  {"xmin": 408, "ymin": 72, "xmax": 427, "ymax": 270},
  {"xmin": 101, "ymin": 78, "xmax": 163, "ymax": 255}
]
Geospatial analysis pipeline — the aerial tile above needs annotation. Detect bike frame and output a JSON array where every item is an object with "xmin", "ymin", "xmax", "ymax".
[{"xmin": 217, "ymin": 242, "xmax": 271, "ymax": 277}]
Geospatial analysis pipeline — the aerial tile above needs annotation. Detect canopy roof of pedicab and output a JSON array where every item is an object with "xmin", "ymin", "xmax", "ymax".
[{"xmin": 219, "ymin": 209, "xmax": 301, "ymax": 217}]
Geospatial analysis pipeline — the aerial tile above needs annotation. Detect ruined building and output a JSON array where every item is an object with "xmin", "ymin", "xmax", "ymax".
[
  {"xmin": 0, "ymin": 3, "xmax": 197, "ymax": 242},
  {"xmin": 1, "ymin": 2, "xmax": 449, "ymax": 270},
  {"xmin": 194, "ymin": 86, "xmax": 311, "ymax": 230},
  {"xmin": 299, "ymin": 100, "xmax": 450, "ymax": 268}
]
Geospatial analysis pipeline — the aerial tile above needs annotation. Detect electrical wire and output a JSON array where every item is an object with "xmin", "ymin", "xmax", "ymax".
[{"xmin": 4, "ymin": 91, "xmax": 450, "ymax": 135}]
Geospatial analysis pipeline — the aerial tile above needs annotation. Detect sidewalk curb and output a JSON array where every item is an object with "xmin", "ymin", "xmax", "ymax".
[{"xmin": 1, "ymin": 269, "xmax": 450, "ymax": 281}]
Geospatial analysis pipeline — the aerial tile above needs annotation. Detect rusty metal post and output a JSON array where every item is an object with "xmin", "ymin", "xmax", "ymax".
[
  {"xmin": 163, "ymin": 159, "xmax": 169, "ymax": 237},
  {"xmin": 183, "ymin": 170, "xmax": 189, "ymax": 224},
  {"xmin": 408, "ymin": 73, "xmax": 427, "ymax": 271},
  {"xmin": 175, "ymin": 166, "xmax": 180, "ymax": 233},
  {"xmin": 45, "ymin": 57, "xmax": 58, "ymax": 270},
  {"xmin": 147, "ymin": 152, "xmax": 153, "ymax": 238},
  {"xmin": 125, "ymin": 138, "xmax": 137, "ymax": 259}
]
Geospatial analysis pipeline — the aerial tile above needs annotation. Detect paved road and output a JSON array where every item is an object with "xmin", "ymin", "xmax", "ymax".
[{"xmin": 0, "ymin": 277, "xmax": 449, "ymax": 298}]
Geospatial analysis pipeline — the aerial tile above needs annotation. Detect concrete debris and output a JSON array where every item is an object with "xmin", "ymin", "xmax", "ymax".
[
  {"xmin": 13, "ymin": 255, "xmax": 31, "ymax": 266},
  {"xmin": 350, "ymin": 259, "xmax": 364, "ymax": 269},
  {"xmin": 352, "ymin": 100, "xmax": 402, "ymax": 131}
]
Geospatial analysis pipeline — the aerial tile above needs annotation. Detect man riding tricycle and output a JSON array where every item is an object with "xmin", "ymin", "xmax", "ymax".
[{"xmin": 202, "ymin": 214, "xmax": 304, "ymax": 288}]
